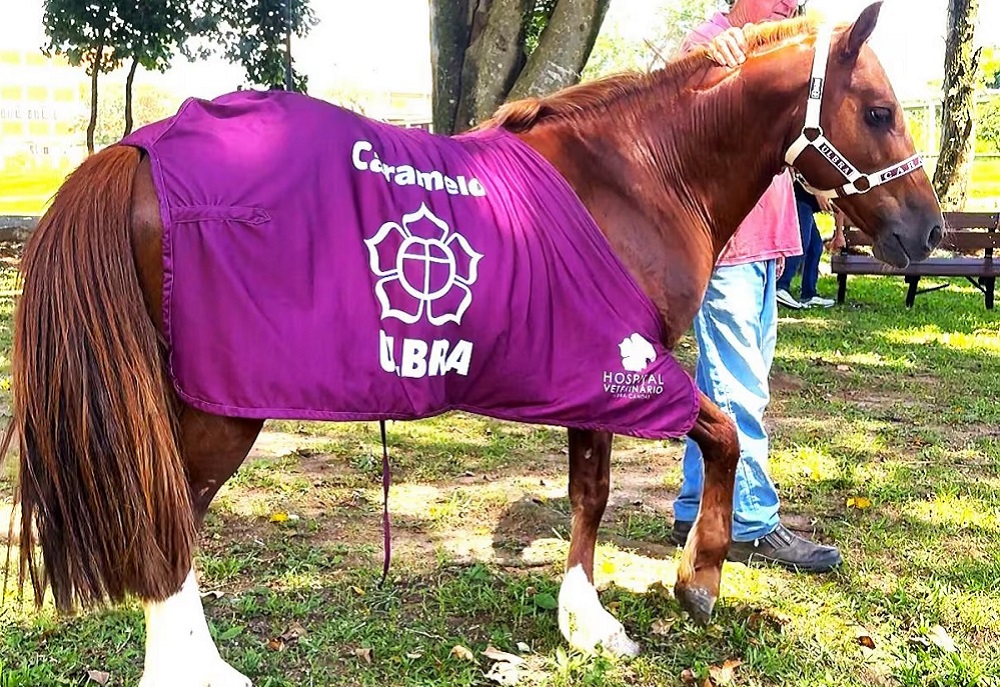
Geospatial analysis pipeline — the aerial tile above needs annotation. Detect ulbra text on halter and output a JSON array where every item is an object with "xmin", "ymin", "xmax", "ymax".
[{"xmin": 352, "ymin": 141, "xmax": 488, "ymax": 197}]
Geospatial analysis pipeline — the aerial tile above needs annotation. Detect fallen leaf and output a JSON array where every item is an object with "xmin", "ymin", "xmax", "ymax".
[
  {"xmin": 486, "ymin": 660, "xmax": 521, "ymax": 685},
  {"xmin": 279, "ymin": 622, "xmax": 307, "ymax": 643},
  {"xmin": 856, "ymin": 628, "xmax": 876, "ymax": 650},
  {"xmin": 406, "ymin": 651, "xmax": 424, "ymax": 660},
  {"xmin": 450, "ymin": 644, "xmax": 477, "ymax": 663},
  {"xmin": 267, "ymin": 638, "xmax": 285, "ymax": 651},
  {"xmin": 651, "ymin": 618, "xmax": 676, "ymax": 636},
  {"xmin": 354, "ymin": 647, "xmax": 373, "ymax": 664},
  {"xmin": 847, "ymin": 497, "xmax": 872, "ymax": 510},
  {"xmin": 708, "ymin": 659, "xmax": 742, "ymax": 686},
  {"xmin": 680, "ymin": 668, "xmax": 698, "ymax": 684},
  {"xmin": 350, "ymin": 585, "xmax": 366, "ymax": 596},
  {"xmin": 482, "ymin": 646, "xmax": 525, "ymax": 665},
  {"xmin": 927, "ymin": 625, "xmax": 957, "ymax": 653},
  {"xmin": 200, "ymin": 589, "xmax": 225, "ymax": 601},
  {"xmin": 87, "ymin": 670, "xmax": 111, "ymax": 685},
  {"xmin": 516, "ymin": 641, "xmax": 532, "ymax": 654}
]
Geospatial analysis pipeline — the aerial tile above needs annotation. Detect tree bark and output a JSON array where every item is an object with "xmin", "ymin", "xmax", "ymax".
[
  {"xmin": 932, "ymin": 0, "xmax": 980, "ymax": 208},
  {"xmin": 453, "ymin": 0, "xmax": 531, "ymax": 133},
  {"xmin": 429, "ymin": 0, "xmax": 475, "ymax": 134},
  {"xmin": 508, "ymin": 0, "xmax": 610, "ymax": 101},
  {"xmin": 123, "ymin": 56, "xmax": 139, "ymax": 137},
  {"xmin": 87, "ymin": 45, "xmax": 103, "ymax": 155}
]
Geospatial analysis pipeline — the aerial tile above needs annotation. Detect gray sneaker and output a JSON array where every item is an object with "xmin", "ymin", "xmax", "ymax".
[
  {"xmin": 671, "ymin": 521, "xmax": 842, "ymax": 573},
  {"xmin": 776, "ymin": 288, "xmax": 803, "ymax": 309},
  {"xmin": 801, "ymin": 295, "xmax": 836, "ymax": 308}
]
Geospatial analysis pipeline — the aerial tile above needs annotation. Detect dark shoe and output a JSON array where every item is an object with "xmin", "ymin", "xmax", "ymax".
[{"xmin": 671, "ymin": 521, "xmax": 842, "ymax": 573}]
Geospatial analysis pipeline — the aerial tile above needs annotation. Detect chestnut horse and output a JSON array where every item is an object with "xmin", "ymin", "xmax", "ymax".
[{"xmin": 6, "ymin": 5, "xmax": 940, "ymax": 685}]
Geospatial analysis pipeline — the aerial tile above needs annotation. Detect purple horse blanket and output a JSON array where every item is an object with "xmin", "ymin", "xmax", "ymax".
[{"xmin": 122, "ymin": 90, "xmax": 698, "ymax": 440}]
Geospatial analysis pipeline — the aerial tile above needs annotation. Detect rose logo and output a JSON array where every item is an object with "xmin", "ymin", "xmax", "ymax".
[
  {"xmin": 619, "ymin": 333, "xmax": 656, "ymax": 372},
  {"xmin": 365, "ymin": 203, "xmax": 483, "ymax": 326}
]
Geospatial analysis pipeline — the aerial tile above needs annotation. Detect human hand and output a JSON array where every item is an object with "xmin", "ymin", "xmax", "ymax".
[
  {"xmin": 705, "ymin": 27, "xmax": 749, "ymax": 69},
  {"xmin": 830, "ymin": 225, "xmax": 846, "ymax": 252},
  {"xmin": 816, "ymin": 195, "xmax": 834, "ymax": 214}
]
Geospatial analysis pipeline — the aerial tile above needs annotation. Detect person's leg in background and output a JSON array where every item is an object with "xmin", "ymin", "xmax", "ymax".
[
  {"xmin": 775, "ymin": 201, "xmax": 812, "ymax": 309},
  {"xmin": 798, "ymin": 209, "xmax": 836, "ymax": 307}
]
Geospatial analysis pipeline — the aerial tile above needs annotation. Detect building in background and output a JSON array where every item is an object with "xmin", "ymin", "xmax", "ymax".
[{"xmin": 0, "ymin": 48, "xmax": 89, "ymax": 171}]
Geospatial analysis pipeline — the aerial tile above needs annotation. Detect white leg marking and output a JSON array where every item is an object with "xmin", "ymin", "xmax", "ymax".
[
  {"xmin": 557, "ymin": 564, "xmax": 640, "ymax": 656},
  {"xmin": 139, "ymin": 569, "xmax": 252, "ymax": 687}
]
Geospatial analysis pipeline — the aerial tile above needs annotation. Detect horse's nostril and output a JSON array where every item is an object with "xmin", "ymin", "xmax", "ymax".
[{"xmin": 928, "ymin": 224, "xmax": 943, "ymax": 248}]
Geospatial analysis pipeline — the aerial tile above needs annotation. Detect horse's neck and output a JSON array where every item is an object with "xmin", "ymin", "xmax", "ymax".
[{"xmin": 524, "ymin": 52, "xmax": 808, "ymax": 345}]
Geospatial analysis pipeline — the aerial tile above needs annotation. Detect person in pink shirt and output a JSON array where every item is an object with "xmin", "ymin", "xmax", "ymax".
[{"xmin": 670, "ymin": 0, "xmax": 842, "ymax": 572}]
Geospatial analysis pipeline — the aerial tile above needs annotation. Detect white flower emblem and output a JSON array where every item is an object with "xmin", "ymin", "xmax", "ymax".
[
  {"xmin": 364, "ymin": 203, "xmax": 483, "ymax": 326},
  {"xmin": 619, "ymin": 333, "xmax": 656, "ymax": 372}
]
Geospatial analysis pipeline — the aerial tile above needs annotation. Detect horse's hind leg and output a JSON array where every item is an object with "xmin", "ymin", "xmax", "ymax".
[
  {"xmin": 557, "ymin": 429, "xmax": 640, "ymax": 656},
  {"xmin": 673, "ymin": 392, "xmax": 739, "ymax": 623},
  {"xmin": 140, "ymin": 407, "xmax": 263, "ymax": 687}
]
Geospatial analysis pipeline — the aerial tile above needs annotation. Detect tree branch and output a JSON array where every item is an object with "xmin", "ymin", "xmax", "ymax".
[{"xmin": 507, "ymin": 0, "xmax": 609, "ymax": 101}]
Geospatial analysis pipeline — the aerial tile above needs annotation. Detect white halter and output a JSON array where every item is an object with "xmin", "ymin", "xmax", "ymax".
[{"xmin": 784, "ymin": 25, "xmax": 923, "ymax": 200}]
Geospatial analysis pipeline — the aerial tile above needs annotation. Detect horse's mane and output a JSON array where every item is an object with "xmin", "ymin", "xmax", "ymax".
[{"xmin": 491, "ymin": 16, "xmax": 819, "ymax": 133}]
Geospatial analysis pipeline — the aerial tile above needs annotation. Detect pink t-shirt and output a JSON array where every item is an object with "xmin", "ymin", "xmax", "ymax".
[{"xmin": 683, "ymin": 13, "xmax": 802, "ymax": 266}]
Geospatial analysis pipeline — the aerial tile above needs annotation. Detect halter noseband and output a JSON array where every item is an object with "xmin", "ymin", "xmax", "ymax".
[{"xmin": 783, "ymin": 25, "xmax": 923, "ymax": 200}]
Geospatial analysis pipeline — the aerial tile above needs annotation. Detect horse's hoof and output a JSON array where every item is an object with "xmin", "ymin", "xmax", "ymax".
[
  {"xmin": 139, "ymin": 658, "xmax": 252, "ymax": 687},
  {"xmin": 675, "ymin": 583, "xmax": 717, "ymax": 624},
  {"xmin": 601, "ymin": 627, "xmax": 642, "ymax": 657}
]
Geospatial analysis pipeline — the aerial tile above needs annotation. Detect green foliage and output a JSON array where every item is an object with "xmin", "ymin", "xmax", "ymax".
[
  {"xmin": 189, "ymin": 0, "xmax": 318, "ymax": 91},
  {"xmin": 113, "ymin": 1, "xmax": 194, "ymax": 73},
  {"xmin": 522, "ymin": 0, "xmax": 558, "ymax": 57},
  {"xmin": 583, "ymin": 0, "xmax": 717, "ymax": 79},
  {"xmin": 42, "ymin": 0, "xmax": 123, "ymax": 74},
  {"xmin": 71, "ymin": 82, "xmax": 176, "ymax": 147},
  {"xmin": 979, "ymin": 46, "xmax": 1000, "ymax": 89},
  {"xmin": 980, "ymin": 98, "xmax": 1000, "ymax": 153}
]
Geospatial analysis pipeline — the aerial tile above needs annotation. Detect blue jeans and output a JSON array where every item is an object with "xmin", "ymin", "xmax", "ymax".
[
  {"xmin": 673, "ymin": 260, "xmax": 781, "ymax": 542},
  {"xmin": 777, "ymin": 200, "xmax": 822, "ymax": 300}
]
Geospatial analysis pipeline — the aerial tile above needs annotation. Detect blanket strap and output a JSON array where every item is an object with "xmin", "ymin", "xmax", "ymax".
[{"xmin": 379, "ymin": 420, "xmax": 392, "ymax": 586}]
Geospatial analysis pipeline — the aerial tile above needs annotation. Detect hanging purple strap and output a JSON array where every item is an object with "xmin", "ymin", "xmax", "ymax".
[{"xmin": 379, "ymin": 420, "xmax": 391, "ymax": 586}]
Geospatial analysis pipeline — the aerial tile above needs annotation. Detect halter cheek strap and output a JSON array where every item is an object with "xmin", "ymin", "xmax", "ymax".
[{"xmin": 783, "ymin": 25, "xmax": 923, "ymax": 200}]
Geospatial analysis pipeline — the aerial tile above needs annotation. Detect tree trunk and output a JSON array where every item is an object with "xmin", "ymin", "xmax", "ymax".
[
  {"xmin": 932, "ymin": 0, "xmax": 980, "ymax": 209},
  {"xmin": 453, "ymin": 0, "xmax": 531, "ymax": 133},
  {"xmin": 430, "ymin": 0, "xmax": 609, "ymax": 134},
  {"xmin": 508, "ymin": 0, "xmax": 610, "ymax": 101},
  {"xmin": 87, "ymin": 45, "xmax": 103, "ymax": 156},
  {"xmin": 123, "ymin": 56, "xmax": 139, "ymax": 138},
  {"xmin": 429, "ymin": 0, "xmax": 475, "ymax": 134}
]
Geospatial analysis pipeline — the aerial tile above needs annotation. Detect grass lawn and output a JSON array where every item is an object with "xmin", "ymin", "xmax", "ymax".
[{"xmin": 0, "ymin": 248, "xmax": 998, "ymax": 686}]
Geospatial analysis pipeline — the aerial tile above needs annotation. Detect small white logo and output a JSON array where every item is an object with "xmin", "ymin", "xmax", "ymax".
[
  {"xmin": 365, "ymin": 203, "xmax": 483, "ymax": 326},
  {"xmin": 619, "ymin": 333, "xmax": 656, "ymax": 372}
]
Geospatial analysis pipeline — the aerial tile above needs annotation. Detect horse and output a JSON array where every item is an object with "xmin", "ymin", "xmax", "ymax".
[{"xmin": 5, "ymin": 4, "xmax": 941, "ymax": 685}]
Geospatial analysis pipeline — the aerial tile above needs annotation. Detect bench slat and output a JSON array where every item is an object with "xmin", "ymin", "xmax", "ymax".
[
  {"xmin": 831, "ymin": 255, "xmax": 1000, "ymax": 277},
  {"xmin": 841, "ymin": 228, "xmax": 1000, "ymax": 251}
]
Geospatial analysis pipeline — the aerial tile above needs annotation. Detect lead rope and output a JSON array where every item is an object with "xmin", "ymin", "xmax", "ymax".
[{"xmin": 379, "ymin": 420, "xmax": 392, "ymax": 587}]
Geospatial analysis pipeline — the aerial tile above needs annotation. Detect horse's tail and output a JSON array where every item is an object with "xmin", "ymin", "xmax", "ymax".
[{"xmin": 3, "ymin": 145, "xmax": 195, "ymax": 612}]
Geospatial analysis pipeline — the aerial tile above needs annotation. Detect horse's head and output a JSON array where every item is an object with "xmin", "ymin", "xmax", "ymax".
[{"xmin": 787, "ymin": 2, "xmax": 943, "ymax": 267}]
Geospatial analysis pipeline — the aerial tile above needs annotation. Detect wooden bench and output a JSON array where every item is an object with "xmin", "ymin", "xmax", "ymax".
[{"xmin": 830, "ymin": 211, "xmax": 999, "ymax": 309}]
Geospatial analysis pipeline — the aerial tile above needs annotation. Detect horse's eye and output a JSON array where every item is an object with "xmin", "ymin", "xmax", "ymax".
[{"xmin": 865, "ymin": 106, "xmax": 893, "ymax": 128}]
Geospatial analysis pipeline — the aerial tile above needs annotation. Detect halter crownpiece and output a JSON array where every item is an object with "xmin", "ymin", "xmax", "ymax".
[{"xmin": 783, "ymin": 24, "xmax": 923, "ymax": 200}]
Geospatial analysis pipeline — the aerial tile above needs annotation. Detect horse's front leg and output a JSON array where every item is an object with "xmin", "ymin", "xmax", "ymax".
[
  {"xmin": 674, "ymin": 392, "xmax": 739, "ymax": 623},
  {"xmin": 558, "ymin": 429, "xmax": 640, "ymax": 656}
]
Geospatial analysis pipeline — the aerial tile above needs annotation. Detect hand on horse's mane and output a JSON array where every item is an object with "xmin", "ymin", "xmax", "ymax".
[{"xmin": 705, "ymin": 27, "xmax": 750, "ymax": 69}]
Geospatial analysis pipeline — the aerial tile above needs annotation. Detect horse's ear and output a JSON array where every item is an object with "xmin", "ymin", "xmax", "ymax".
[{"xmin": 840, "ymin": 1, "xmax": 882, "ymax": 62}]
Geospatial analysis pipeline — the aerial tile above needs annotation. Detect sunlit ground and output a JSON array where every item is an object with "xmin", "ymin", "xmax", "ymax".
[{"xmin": 0, "ymin": 252, "xmax": 998, "ymax": 686}]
